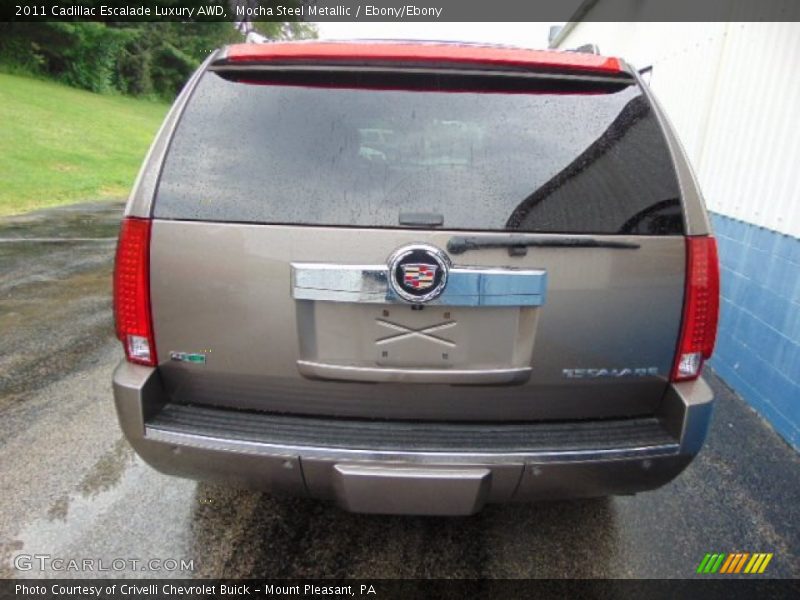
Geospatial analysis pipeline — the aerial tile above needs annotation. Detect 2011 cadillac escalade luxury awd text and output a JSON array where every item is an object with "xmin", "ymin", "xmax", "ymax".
[{"xmin": 112, "ymin": 41, "xmax": 720, "ymax": 515}]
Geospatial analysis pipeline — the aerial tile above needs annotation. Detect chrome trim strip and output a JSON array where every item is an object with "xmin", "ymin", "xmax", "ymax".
[
  {"xmin": 292, "ymin": 263, "xmax": 388, "ymax": 294},
  {"xmin": 145, "ymin": 427, "xmax": 680, "ymax": 465},
  {"xmin": 291, "ymin": 263, "xmax": 547, "ymax": 307},
  {"xmin": 296, "ymin": 360, "xmax": 532, "ymax": 384}
]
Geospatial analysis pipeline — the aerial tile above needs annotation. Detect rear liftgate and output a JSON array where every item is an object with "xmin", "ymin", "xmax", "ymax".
[{"xmin": 292, "ymin": 243, "xmax": 547, "ymax": 513}]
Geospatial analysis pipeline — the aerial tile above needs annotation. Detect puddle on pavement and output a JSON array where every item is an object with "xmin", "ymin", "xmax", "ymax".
[
  {"xmin": 0, "ymin": 201, "xmax": 125, "ymax": 240},
  {"xmin": 187, "ymin": 487, "xmax": 621, "ymax": 578},
  {"xmin": 78, "ymin": 438, "xmax": 136, "ymax": 498},
  {"xmin": 4, "ymin": 446, "xmax": 623, "ymax": 579},
  {"xmin": 5, "ymin": 452, "xmax": 199, "ymax": 579}
]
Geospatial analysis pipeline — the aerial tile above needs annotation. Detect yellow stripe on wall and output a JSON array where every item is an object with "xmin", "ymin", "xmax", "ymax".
[
  {"xmin": 745, "ymin": 554, "xmax": 763, "ymax": 573},
  {"xmin": 758, "ymin": 554, "xmax": 773, "ymax": 573}
]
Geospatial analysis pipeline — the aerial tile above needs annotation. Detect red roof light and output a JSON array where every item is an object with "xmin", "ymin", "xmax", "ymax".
[{"xmin": 224, "ymin": 42, "xmax": 622, "ymax": 74}]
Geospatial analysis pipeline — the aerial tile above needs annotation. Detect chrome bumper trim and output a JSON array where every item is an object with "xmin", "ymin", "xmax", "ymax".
[
  {"xmin": 145, "ymin": 427, "xmax": 680, "ymax": 465},
  {"xmin": 291, "ymin": 263, "xmax": 547, "ymax": 307}
]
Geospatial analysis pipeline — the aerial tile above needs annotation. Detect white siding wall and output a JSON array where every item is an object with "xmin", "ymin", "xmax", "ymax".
[{"xmin": 554, "ymin": 21, "xmax": 800, "ymax": 238}]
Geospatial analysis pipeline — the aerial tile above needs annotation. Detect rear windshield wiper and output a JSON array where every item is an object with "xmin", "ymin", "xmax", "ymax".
[{"xmin": 447, "ymin": 235, "xmax": 640, "ymax": 256}]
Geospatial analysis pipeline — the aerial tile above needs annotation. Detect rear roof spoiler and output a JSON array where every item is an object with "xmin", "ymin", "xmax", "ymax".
[{"xmin": 214, "ymin": 41, "xmax": 624, "ymax": 75}]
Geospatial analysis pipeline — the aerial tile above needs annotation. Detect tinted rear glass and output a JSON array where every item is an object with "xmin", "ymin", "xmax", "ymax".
[{"xmin": 154, "ymin": 70, "xmax": 683, "ymax": 235}]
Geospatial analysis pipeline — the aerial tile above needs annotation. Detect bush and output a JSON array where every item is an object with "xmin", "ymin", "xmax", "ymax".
[
  {"xmin": 0, "ymin": 20, "xmax": 316, "ymax": 100},
  {"xmin": 0, "ymin": 23, "xmax": 132, "ymax": 93}
]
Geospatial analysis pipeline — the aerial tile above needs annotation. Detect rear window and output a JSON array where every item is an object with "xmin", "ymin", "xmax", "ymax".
[{"xmin": 154, "ymin": 69, "xmax": 683, "ymax": 235}]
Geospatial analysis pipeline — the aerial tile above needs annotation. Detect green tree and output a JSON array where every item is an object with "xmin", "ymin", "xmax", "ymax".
[
  {"xmin": 0, "ymin": 23, "xmax": 133, "ymax": 93},
  {"xmin": 0, "ymin": 19, "xmax": 317, "ymax": 100}
]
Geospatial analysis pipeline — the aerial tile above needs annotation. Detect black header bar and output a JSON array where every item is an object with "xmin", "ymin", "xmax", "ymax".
[{"xmin": 3, "ymin": 0, "xmax": 800, "ymax": 23}]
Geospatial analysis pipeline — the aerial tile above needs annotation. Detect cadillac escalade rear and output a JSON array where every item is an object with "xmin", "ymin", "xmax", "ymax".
[{"xmin": 112, "ymin": 41, "xmax": 719, "ymax": 515}]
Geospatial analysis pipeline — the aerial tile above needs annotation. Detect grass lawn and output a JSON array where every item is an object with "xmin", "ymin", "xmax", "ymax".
[{"xmin": 0, "ymin": 73, "xmax": 169, "ymax": 216}]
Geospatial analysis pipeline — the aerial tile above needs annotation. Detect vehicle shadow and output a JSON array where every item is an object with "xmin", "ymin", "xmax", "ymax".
[{"xmin": 189, "ymin": 483, "xmax": 619, "ymax": 578}]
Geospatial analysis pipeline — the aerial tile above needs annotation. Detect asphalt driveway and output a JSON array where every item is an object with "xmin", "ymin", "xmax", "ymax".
[{"xmin": 1, "ymin": 201, "xmax": 798, "ymax": 579}]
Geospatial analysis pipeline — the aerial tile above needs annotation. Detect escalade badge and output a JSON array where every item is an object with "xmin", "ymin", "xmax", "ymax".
[{"xmin": 388, "ymin": 244, "xmax": 450, "ymax": 303}]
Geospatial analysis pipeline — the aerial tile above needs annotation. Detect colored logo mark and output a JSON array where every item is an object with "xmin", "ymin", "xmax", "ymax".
[
  {"xmin": 696, "ymin": 553, "xmax": 773, "ymax": 574},
  {"xmin": 402, "ymin": 263, "xmax": 437, "ymax": 290}
]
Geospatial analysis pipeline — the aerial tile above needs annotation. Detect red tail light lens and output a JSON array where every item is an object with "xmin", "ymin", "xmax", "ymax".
[
  {"xmin": 671, "ymin": 236, "xmax": 720, "ymax": 381},
  {"xmin": 113, "ymin": 217, "xmax": 157, "ymax": 366}
]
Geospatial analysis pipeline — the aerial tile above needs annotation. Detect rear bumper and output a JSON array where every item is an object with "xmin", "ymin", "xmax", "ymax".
[{"xmin": 113, "ymin": 361, "xmax": 713, "ymax": 515}]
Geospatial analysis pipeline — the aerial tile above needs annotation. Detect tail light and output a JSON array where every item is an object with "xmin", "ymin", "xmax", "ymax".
[
  {"xmin": 671, "ymin": 236, "xmax": 720, "ymax": 381},
  {"xmin": 113, "ymin": 217, "xmax": 157, "ymax": 366}
]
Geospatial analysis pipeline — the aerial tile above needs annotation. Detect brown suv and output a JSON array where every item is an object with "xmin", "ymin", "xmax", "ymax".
[{"xmin": 112, "ymin": 41, "xmax": 720, "ymax": 515}]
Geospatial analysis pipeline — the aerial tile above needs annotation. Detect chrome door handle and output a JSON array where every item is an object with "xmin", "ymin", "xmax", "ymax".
[{"xmin": 296, "ymin": 361, "xmax": 532, "ymax": 384}]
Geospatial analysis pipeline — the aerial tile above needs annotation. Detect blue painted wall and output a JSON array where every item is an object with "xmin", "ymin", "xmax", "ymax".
[{"xmin": 709, "ymin": 213, "xmax": 800, "ymax": 450}]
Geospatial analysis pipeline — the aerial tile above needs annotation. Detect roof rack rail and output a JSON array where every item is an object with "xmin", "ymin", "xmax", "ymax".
[
  {"xmin": 245, "ymin": 31, "xmax": 269, "ymax": 44},
  {"xmin": 234, "ymin": 16, "xmax": 269, "ymax": 44},
  {"xmin": 571, "ymin": 43, "xmax": 601, "ymax": 55}
]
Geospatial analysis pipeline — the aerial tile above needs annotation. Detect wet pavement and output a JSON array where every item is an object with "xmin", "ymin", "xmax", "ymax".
[{"xmin": 0, "ymin": 201, "xmax": 798, "ymax": 579}]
